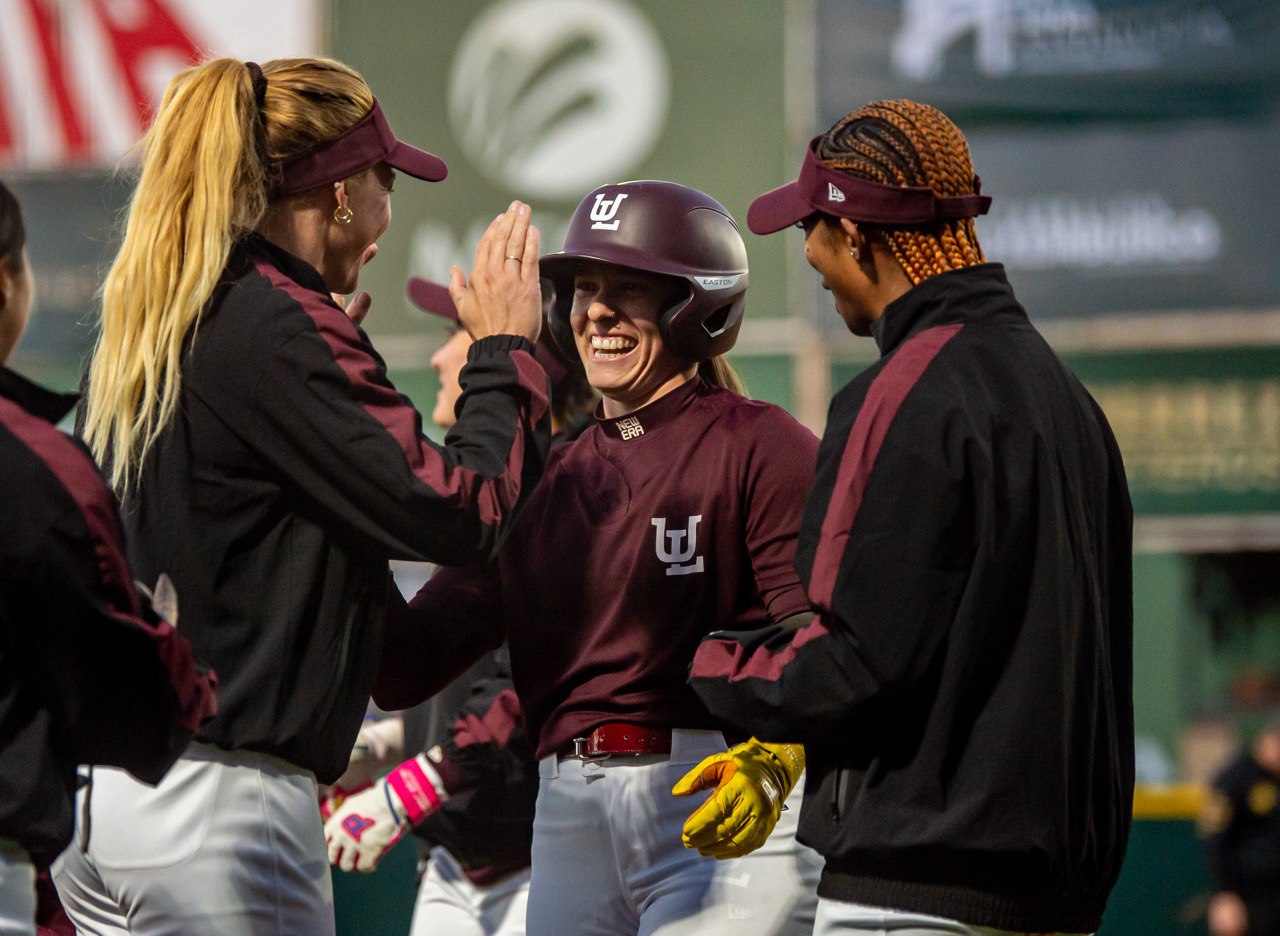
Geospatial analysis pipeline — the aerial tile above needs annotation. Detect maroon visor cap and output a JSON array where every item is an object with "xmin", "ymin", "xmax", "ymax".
[
  {"xmin": 274, "ymin": 99, "xmax": 447, "ymax": 196},
  {"xmin": 540, "ymin": 180, "xmax": 749, "ymax": 362},
  {"xmin": 407, "ymin": 277, "xmax": 457, "ymax": 320},
  {"xmin": 407, "ymin": 276, "xmax": 570, "ymax": 389},
  {"xmin": 747, "ymin": 136, "xmax": 991, "ymax": 235}
]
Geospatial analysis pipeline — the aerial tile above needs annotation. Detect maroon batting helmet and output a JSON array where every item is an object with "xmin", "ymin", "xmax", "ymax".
[{"xmin": 540, "ymin": 180, "xmax": 749, "ymax": 361}]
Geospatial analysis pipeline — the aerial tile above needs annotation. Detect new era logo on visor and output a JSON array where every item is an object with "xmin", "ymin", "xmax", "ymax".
[{"xmin": 827, "ymin": 182, "xmax": 846, "ymax": 203}]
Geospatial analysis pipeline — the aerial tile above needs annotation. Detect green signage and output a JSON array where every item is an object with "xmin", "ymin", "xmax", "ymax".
[
  {"xmin": 335, "ymin": 0, "xmax": 792, "ymax": 353},
  {"xmin": 1067, "ymin": 348, "xmax": 1280, "ymax": 517}
]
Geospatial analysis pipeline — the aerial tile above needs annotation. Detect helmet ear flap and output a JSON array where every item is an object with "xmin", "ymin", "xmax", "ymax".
[
  {"xmin": 656, "ymin": 284, "xmax": 697, "ymax": 359},
  {"xmin": 661, "ymin": 279, "xmax": 747, "ymax": 360}
]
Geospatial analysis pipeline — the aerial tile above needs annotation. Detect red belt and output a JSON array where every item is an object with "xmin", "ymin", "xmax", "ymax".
[{"xmin": 560, "ymin": 723, "xmax": 672, "ymax": 759}]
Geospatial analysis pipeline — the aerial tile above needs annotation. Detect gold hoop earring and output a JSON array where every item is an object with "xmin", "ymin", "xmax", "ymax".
[{"xmin": 334, "ymin": 206, "xmax": 354, "ymax": 225}]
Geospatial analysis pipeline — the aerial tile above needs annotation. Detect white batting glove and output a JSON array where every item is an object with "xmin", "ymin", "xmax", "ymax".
[
  {"xmin": 334, "ymin": 717, "xmax": 406, "ymax": 791},
  {"xmin": 324, "ymin": 754, "xmax": 449, "ymax": 873}
]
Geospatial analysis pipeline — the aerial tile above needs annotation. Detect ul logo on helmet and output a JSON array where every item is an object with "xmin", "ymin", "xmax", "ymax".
[
  {"xmin": 590, "ymin": 193, "xmax": 629, "ymax": 230},
  {"xmin": 652, "ymin": 516, "xmax": 704, "ymax": 576}
]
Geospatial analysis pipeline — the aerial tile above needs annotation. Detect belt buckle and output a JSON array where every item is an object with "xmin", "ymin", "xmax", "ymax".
[{"xmin": 571, "ymin": 736, "xmax": 610, "ymax": 762}]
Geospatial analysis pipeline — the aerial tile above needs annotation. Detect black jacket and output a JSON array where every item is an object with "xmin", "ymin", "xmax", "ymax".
[
  {"xmin": 0, "ymin": 367, "xmax": 215, "ymax": 866},
  {"xmin": 117, "ymin": 234, "xmax": 550, "ymax": 783},
  {"xmin": 691, "ymin": 265, "xmax": 1134, "ymax": 932}
]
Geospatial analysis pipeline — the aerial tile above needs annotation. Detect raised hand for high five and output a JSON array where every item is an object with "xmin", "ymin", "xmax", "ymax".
[{"xmin": 448, "ymin": 201, "xmax": 542, "ymax": 343}]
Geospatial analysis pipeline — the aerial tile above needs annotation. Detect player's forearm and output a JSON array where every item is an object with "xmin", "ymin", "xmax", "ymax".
[{"xmin": 372, "ymin": 589, "xmax": 499, "ymax": 710}]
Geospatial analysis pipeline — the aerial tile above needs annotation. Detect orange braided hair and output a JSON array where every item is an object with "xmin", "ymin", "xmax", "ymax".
[{"xmin": 817, "ymin": 100, "xmax": 985, "ymax": 285}]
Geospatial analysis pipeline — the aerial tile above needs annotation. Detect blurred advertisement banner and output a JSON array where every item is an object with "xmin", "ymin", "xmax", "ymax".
[
  {"xmin": 1, "ymin": 0, "xmax": 323, "ymax": 383},
  {"xmin": 817, "ymin": 0, "xmax": 1280, "ymax": 320},
  {"xmin": 333, "ymin": 0, "xmax": 791, "ymax": 344},
  {"xmin": 0, "ymin": 0, "xmax": 323, "ymax": 170},
  {"xmin": 1068, "ymin": 347, "xmax": 1280, "ymax": 520}
]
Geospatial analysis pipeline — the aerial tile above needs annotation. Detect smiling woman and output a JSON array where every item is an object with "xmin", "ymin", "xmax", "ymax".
[
  {"xmin": 375, "ymin": 180, "xmax": 824, "ymax": 936},
  {"xmin": 57, "ymin": 56, "xmax": 550, "ymax": 936}
]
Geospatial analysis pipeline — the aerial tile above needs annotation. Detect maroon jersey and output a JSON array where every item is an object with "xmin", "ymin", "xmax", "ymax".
[{"xmin": 377, "ymin": 376, "xmax": 818, "ymax": 758}]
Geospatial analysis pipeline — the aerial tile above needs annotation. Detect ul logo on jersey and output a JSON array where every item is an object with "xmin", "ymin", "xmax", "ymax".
[
  {"xmin": 652, "ymin": 515, "xmax": 704, "ymax": 576},
  {"xmin": 589, "ymin": 193, "xmax": 629, "ymax": 230}
]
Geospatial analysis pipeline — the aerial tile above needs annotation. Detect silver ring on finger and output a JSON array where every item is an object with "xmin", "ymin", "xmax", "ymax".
[{"xmin": 505, "ymin": 254, "xmax": 522, "ymax": 262}]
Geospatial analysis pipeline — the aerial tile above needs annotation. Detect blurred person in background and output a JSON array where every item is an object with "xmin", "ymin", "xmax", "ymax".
[
  {"xmin": 689, "ymin": 99, "xmax": 1133, "ymax": 936},
  {"xmin": 322, "ymin": 276, "xmax": 594, "ymax": 936},
  {"xmin": 1203, "ymin": 721, "xmax": 1280, "ymax": 936},
  {"xmin": 0, "ymin": 181, "xmax": 216, "ymax": 936},
  {"xmin": 52, "ymin": 56, "xmax": 549, "ymax": 936},
  {"xmin": 374, "ymin": 181, "xmax": 823, "ymax": 936}
]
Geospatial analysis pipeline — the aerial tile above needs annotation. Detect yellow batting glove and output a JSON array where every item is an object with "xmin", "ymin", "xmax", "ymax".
[{"xmin": 671, "ymin": 739, "xmax": 805, "ymax": 859}]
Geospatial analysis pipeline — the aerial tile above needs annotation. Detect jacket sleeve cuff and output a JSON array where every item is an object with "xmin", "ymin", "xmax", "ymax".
[{"xmin": 467, "ymin": 335, "xmax": 537, "ymax": 360}]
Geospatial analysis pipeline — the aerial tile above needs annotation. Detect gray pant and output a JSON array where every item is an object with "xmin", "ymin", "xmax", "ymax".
[
  {"xmin": 526, "ymin": 729, "xmax": 820, "ymax": 936},
  {"xmin": 0, "ymin": 839, "xmax": 35, "ymax": 936},
  {"xmin": 410, "ymin": 846, "xmax": 530, "ymax": 936},
  {"xmin": 813, "ymin": 898, "xmax": 1092, "ymax": 936},
  {"xmin": 52, "ymin": 744, "xmax": 335, "ymax": 936}
]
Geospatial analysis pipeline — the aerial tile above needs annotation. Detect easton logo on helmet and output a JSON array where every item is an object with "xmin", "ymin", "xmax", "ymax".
[
  {"xmin": 695, "ymin": 275, "xmax": 741, "ymax": 290},
  {"xmin": 590, "ymin": 193, "xmax": 629, "ymax": 230},
  {"xmin": 827, "ymin": 182, "xmax": 847, "ymax": 203}
]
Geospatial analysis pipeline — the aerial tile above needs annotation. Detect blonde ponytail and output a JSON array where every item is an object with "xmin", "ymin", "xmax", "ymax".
[
  {"xmin": 698, "ymin": 355, "xmax": 746, "ymax": 396},
  {"xmin": 83, "ymin": 57, "xmax": 373, "ymax": 490},
  {"xmin": 84, "ymin": 58, "xmax": 265, "ymax": 489}
]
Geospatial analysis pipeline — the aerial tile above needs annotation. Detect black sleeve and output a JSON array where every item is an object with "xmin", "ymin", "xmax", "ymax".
[
  {"xmin": 9, "ymin": 502, "xmax": 217, "ymax": 785},
  {"xmin": 690, "ymin": 439, "xmax": 969, "ymax": 745},
  {"xmin": 425, "ymin": 652, "xmax": 533, "ymax": 801},
  {"xmin": 196, "ymin": 318, "xmax": 551, "ymax": 566}
]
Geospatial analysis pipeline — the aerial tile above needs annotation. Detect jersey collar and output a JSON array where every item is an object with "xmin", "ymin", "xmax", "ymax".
[
  {"xmin": 596, "ymin": 375, "xmax": 704, "ymax": 443},
  {"xmin": 872, "ymin": 263, "xmax": 1024, "ymax": 356},
  {"xmin": 240, "ymin": 231, "xmax": 332, "ymax": 298}
]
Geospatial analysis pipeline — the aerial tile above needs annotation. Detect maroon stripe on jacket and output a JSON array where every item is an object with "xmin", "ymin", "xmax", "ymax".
[
  {"xmin": 808, "ymin": 323, "xmax": 963, "ymax": 611},
  {"xmin": 690, "ymin": 617, "xmax": 832, "ymax": 684},
  {"xmin": 0, "ymin": 396, "xmax": 136, "ymax": 613},
  {"xmin": 0, "ymin": 398, "xmax": 218, "ymax": 733},
  {"xmin": 257, "ymin": 262, "xmax": 547, "ymax": 528},
  {"xmin": 434, "ymin": 689, "xmax": 523, "ymax": 794}
]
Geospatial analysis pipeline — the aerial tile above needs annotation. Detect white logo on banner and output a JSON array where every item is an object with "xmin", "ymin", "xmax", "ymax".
[
  {"xmin": 448, "ymin": 0, "xmax": 670, "ymax": 199},
  {"xmin": 891, "ymin": 0, "xmax": 1233, "ymax": 79},
  {"xmin": 652, "ymin": 516, "xmax": 704, "ymax": 576},
  {"xmin": 827, "ymin": 182, "xmax": 846, "ymax": 203},
  {"xmin": 589, "ymin": 193, "xmax": 629, "ymax": 230},
  {"xmin": 980, "ymin": 193, "xmax": 1223, "ymax": 270}
]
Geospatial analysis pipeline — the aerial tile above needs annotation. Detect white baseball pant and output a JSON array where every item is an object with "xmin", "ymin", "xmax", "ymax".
[
  {"xmin": 0, "ymin": 839, "xmax": 35, "ymax": 936},
  {"xmin": 526, "ymin": 729, "xmax": 820, "ymax": 936},
  {"xmin": 813, "ymin": 899, "xmax": 1093, "ymax": 936},
  {"xmin": 410, "ymin": 846, "xmax": 530, "ymax": 936},
  {"xmin": 51, "ymin": 743, "xmax": 335, "ymax": 936}
]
